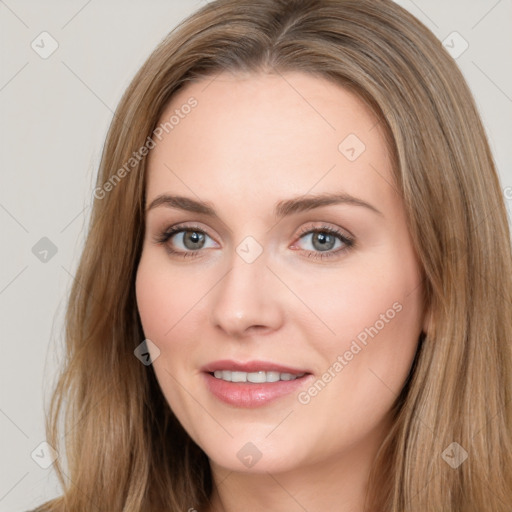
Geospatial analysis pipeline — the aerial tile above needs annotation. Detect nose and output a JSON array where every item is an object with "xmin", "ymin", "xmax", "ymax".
[{"xmin": 210, "ymin": 249, "xmax": 285, "ymax": 338}]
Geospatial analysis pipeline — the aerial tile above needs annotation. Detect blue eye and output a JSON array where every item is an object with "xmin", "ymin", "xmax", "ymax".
[
  {"xmin": 154, "ymin": 225, "xmax": 215, "ymax": 258},
  {"xmin": 294, "ymin": 225, "xmax": 354, "ymax": 260},
  {"xmin": 153, "ymin": 223, "xmax": 355, "ymax": 260}
]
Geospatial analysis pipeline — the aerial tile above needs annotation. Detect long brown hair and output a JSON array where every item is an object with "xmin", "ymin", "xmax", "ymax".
[{"xmin": 37, "ymin": 0, "xmax": 512, "ymax": 510}]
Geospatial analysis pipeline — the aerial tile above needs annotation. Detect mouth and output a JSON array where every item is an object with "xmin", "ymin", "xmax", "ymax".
[
  {"xmin": 201, "ymin": 360, "xmax": 313, "ymax": 408},
  {"xmin": 209, "ymin": 370, "xmax": 307, "ymax": 383},
  {"xmin": 201, "ymin": 359, "xmax": 310, "ymax": 372}
]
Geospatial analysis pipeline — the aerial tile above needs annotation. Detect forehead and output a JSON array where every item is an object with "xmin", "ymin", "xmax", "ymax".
[{"xmin": 145, "ymin": 71, "xmax": 397, "ymax": 218}]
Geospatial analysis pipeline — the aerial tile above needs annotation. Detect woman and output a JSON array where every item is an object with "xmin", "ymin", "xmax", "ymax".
[{"xmin": 34, "ymin": 0, "xmax": 512, "ymax": 510}]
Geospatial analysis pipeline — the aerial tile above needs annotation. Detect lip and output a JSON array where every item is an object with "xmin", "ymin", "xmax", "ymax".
[
  {"xmin": 200, "ymin": 359, "xmax": 310, "ymax": 374},
  {"xmin": 201, "ymin": 359, "xmax": 313, "ymax": 408}
]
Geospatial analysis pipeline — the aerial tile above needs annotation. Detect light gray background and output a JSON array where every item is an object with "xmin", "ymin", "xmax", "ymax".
[{"xmin": 1, "ymin": 1, "xmax": 511, "ymax": 510}]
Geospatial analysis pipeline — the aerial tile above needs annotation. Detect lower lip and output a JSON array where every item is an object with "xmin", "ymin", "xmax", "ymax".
[{"xmin": 203, "ymin": 372, "xmax": 312, "ymax": 408}]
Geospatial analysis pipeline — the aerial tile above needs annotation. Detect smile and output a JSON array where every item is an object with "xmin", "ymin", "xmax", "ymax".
[{"xmin": 211, "ymin": 370, "xmax": 306, "ymax": 383}]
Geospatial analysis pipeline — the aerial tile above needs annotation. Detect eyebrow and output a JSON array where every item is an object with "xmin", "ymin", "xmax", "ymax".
[{"xmin": 146, "ymin": 192, "xmax": 383, "ymax": 218}]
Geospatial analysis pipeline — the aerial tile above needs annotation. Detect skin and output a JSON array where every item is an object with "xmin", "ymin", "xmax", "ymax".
[{"xmin": 135, "ymin": 71, "xmax": 426, "ymax": 512}]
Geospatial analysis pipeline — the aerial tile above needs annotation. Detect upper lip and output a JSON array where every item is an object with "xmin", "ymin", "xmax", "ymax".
[{"xmin": 201, "ymin": 359, "xmax": 310, "ymax": 375}]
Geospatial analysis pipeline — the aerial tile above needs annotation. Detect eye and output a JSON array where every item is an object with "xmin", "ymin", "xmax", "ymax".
[
  {"xmin": 153, "ymin": 224, "xmax": 216, "ymax": 258},
  {"xmin": 292, "ymin": 225, "xmax": 355, "ymax": 260},
  {"xmin": 153, "ymin": 223, "xmax": 355, "ymax": 261}
]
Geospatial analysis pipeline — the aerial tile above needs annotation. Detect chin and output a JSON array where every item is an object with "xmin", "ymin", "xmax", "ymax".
[{"xmin": 198, "ymin": 433, "xmax": 309, "ymax": 474}]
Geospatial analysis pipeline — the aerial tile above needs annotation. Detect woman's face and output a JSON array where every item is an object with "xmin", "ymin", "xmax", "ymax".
[{"xmin": 136, "ymin": 71, "xmax": 425, "ymax": 474}]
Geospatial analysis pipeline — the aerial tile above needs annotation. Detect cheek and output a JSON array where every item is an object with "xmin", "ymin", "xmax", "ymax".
[
  {"xmin": 135, "ymin": 251, "xmax": 203, "ymax": 341},
  {"xmin": 294, "ymin": 263, "xmax": 421, "ymax": 344},
  {"xmin": 291, "ymin": 266, "xmax": 422, "ymax": 446},
  {"xmin": 135, "ymin": 254, "xmax": 199, "ymax": 425},
  {"xmin": 134, "ymin": 252, "xmax": 197, "ymax": 401},
  {"xmin": 134, "ymin": 251, "xmax": 213, "ymax": 389},
  {"xmin": 292, "ymin": 244, "xmax": 423, "ymax": 388},
  {"xmin": 135, "ymin": 260, "xmax": 171, "ymax": 341}
]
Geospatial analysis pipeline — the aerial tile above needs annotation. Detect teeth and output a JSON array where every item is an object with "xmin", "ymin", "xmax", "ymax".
[
  {"xmin": 212, "ymin": 370, "xmax": 305, "ymax": 383},
  {"xmin": 231, "ymin": 371, "xmax": 247, "ymax": 382}
]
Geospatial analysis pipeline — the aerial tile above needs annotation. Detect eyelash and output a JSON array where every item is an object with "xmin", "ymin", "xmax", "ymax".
[{"xmin": 153, "ymin": 223, "xmax": 355, "ymax": 261}]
